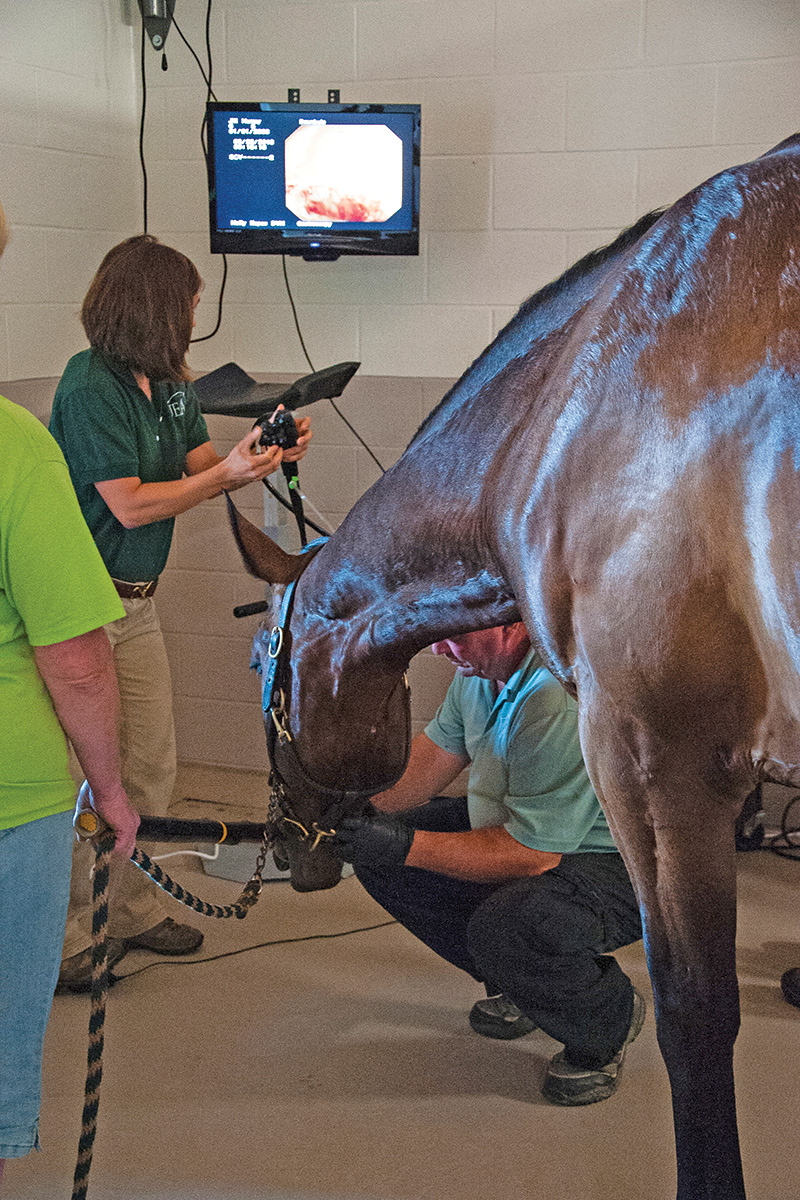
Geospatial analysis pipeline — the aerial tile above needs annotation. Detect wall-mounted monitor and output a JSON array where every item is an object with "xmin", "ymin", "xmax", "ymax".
[{"xmin": 206, "ymin": 101, "xmax": 421, "ymax": 261}]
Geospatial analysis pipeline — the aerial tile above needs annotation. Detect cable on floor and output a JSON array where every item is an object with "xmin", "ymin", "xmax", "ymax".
[{"xmin": 112, "ymin": 918, "xmax": 399, "ymax": 981}]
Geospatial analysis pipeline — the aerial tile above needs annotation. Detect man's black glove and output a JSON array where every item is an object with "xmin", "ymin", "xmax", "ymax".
[{"xmin": 331, "ymin": 812, "xmax": 414, "ymax": 871}]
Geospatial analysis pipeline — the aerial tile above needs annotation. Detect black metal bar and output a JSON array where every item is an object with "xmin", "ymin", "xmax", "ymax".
[
  {"xmin": 232, "ymin": 600, "xmax": 270, "ymax": 618},
  {"xmin": 137, "ymin": 815, "xmax": 267, "ymax": 845}
]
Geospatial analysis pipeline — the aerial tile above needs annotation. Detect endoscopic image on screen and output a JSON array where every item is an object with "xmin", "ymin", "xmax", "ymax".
[{"xmin": 285, "ymin": 124, "xmax": 403, "ymax": 224}]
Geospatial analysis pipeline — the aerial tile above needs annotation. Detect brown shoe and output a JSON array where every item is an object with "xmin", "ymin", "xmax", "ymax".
[
  {"xmin": 56, "ymin": 939, "xmax": 130, "ymax": 994},
  {"xmin": 126, "ymin": 917, "xmax": 204, "ymax": 956}
]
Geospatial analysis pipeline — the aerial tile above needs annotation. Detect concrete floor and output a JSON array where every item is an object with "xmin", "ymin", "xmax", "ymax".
[{"xmin": 5, "ymin": 770, "xmax": 800, "ymax": 1200}]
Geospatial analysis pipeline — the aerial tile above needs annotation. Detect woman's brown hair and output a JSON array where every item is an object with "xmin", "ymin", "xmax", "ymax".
[{"xmin": 81, "ymin": 235, "xmax": 202, "ymax": 383}]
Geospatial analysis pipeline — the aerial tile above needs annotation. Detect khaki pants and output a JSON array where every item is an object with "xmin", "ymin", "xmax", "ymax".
[{"xmin": 61, "ymin": 597, "xmax": 176, "ymax": 959}]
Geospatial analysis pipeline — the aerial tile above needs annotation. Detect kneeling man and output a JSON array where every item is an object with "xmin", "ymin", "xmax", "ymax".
[{"xmin": 332, "ymin": 622, "xmax": 644, "ymax": 1105}]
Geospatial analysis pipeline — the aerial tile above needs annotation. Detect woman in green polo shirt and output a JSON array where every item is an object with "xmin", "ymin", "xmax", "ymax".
[{"xmin": 49, "ymin": 235, "xmax": 312, "ymax": 991}]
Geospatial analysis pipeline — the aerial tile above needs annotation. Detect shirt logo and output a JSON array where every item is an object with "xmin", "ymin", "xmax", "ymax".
[{"xmin": 167, "ymin": 390, "xmax": 186, "ymax": 418}]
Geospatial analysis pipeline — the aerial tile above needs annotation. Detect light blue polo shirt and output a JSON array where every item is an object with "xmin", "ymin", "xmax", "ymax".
[{"xmin": 425, "ymin": 648, "xmax": 617, "ymax": 854}]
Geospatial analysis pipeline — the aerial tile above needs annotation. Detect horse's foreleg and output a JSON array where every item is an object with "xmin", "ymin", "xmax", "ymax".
[
  {"xmin": 582, "ymin": 724, "xmax": 746, "ymax": 1200},
  {"xmin": 638, "ymin": 822, "xmax": 744, "ymax": 1200}
]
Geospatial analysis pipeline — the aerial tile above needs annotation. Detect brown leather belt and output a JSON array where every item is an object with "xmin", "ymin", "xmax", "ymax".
[{"xmin": 112, "ymin": 577, "xmax": 158, "ymax": 599}]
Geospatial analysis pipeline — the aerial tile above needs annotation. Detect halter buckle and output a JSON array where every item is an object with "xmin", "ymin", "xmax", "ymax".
[{"xmin": 310, "ymin": 823, "xmax": 337, "ymax": 851}]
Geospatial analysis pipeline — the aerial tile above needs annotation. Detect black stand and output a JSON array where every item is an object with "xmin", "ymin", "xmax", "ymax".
[
  {"xmin": 195, "ymin": 360, "xmax": 356, "ymax": 606},
  {"xmin": 192, "ymin": 360, "xmax": 360, "ymax": 418}
]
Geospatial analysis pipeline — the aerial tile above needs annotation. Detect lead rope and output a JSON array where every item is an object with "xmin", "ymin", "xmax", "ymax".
[
  {"xmin": 71, "ymin": 822, "xmax": 274, "ymax": 1199},
  {"xmin": 71, "ymin": 835, "xmax": 112, "ymax": 1200}
]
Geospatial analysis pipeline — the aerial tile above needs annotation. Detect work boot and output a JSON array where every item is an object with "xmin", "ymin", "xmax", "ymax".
[
  {"xmin": 56, "ymin": 939, "xmax": 130, "ymax": 994},
  {"xmin": 542, "ymin": 987, "xmax": 646, "ymax": 1106},
  {"xmin": 469, "ymin": 993, "xmax": 537, "ymax": 1040},
  {"xmin": 126, "ymin": 917, "xmax": 203, "ymax": 955}
]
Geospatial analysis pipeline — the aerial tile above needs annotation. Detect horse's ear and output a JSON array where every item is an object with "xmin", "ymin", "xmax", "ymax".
[{"xmin": 224, "ymin": 493, "xmax": 306, "ymax": 585}]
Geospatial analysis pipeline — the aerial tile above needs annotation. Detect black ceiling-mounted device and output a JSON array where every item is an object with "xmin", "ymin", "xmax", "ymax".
[{"xmin": 137, "ymin": 0, "xmax": 176, "ymax": 51}]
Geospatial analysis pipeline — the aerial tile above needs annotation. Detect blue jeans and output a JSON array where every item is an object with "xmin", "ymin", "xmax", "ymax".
[
  {"xmin": 0, "ymin": 809, "xmax": 73, "ymax": 1157},
  {"xmin": 355, "ymin": 797, "xmax": 643, "ymax": 1069}
]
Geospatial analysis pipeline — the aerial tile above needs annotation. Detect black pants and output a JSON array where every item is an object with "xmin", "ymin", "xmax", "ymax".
[{"xmin": 355, "ymin": 797, "xmax": 643, "ymax": 1070}]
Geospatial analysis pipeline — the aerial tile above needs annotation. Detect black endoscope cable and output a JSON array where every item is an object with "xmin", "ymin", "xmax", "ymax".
[
  {"xmin": 138, "ymin": 18, "xmax": 148, "ymax": 232},
  {"xmin": 137, "ymin": 0, "xmax": 227, "ymax": 340},
  {"xmin": 112, "ymin": 918, "xmax": 398, "ymax": 982},
  {"xmin": 281, "ymin": 461, "xmax": 308, "ymax": 547},
  {"xmin": 262, "ymin": 478, "xmax": 328, "ymax": 539},
  {"xmin": 170, "ymin": 3, "xmax": 229, "ymax": 345},
  {"xmin": 280, "ymin": 255, "xmax": 387, "ymax": 474}
]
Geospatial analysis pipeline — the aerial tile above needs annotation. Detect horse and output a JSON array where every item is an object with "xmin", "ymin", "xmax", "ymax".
[{"xmin": 226, "ymin": 133, "xmax": 800, "ymax": 1200}]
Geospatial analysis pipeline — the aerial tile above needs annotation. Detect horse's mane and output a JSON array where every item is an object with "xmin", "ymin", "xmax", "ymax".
[
  {"xmin": 412, "ymin": 208, "xmax": 665, "ymax": 444},
  {"xmin": 515, "ymin": 208, "xmax": 664, "ymax": 327}
]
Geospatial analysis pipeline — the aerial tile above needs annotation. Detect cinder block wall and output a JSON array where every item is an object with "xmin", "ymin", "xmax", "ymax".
[{"xmin": 4, "ymin": 3, "xmax": 796, "ymax": 383}]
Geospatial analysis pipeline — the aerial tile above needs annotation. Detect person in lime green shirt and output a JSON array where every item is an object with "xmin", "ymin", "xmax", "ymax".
[{"xmin": 0, "ymin": 200, "xmax": 139, "ymax": 1179}]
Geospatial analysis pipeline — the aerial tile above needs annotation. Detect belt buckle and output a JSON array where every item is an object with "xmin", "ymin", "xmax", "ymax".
[{"xmin": 132, "ymin": 581, "xmax": 151, "ymax": 599}]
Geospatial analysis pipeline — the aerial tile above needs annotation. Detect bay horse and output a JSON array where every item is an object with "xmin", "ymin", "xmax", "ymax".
[{"xmin": 227, "ymin": 134, "xmax": 800, "ymax": 1200}]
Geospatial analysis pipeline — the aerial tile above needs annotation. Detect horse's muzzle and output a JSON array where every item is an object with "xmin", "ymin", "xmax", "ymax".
[{"xmin": 282, "ymin": 835, "xmax": 343, "ymax": 892}]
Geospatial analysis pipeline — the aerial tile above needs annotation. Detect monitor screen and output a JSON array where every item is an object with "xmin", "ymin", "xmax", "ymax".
[{"xmin": 206, "ymin": 102, "xmax": 421, "ymax": 260}]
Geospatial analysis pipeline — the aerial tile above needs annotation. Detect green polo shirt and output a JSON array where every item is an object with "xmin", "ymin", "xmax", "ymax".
[
  {"xmin": 425, "ymin": 648, "xmax": 617, "ymax": 854},
  {"xmin": 49, "ymin": 349, "xmax": 210, "ymax": 581},
  {"xmin": 0, "ymin": 396, "xmax": 125, "ymax": 829}
]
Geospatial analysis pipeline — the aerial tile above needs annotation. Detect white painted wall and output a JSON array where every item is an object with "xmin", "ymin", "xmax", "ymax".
[
  {"xmin": 0, "ymin": 0, "xmax": 140, "ymax": 380},
  {"xmin": 2, "ymin": 0, "xmax": 798, "ymax": 382}
]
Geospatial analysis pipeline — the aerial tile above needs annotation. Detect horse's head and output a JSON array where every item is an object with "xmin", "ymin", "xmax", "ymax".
[{"xmin": 227, "ymin": 497, "xmax": 411, "ymax": 891}]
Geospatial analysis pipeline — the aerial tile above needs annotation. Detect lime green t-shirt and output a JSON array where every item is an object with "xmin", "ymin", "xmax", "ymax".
[
  {"xmin": 0, "ymin": 396, "xmax": 125, "ymax": 829},
  {"xmin": 49, "ymin": 349, "xmax": 210, "ymax": 581}
]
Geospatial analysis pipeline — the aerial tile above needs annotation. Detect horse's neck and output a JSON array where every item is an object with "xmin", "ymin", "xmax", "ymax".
[
  {"xmin": 415, "ymin": 210, "xmax": 662, "ymax": 447},
  {"xmin": 298, "ymin": 534, "xmax": 519, "ymax": 672},
  {"xmin": 368, "ymin": 566, "xmax": 520, "ymax": 661},
  {"xmin": 295, "ymin": 215, "xmax": 667, "ymax": 667}
]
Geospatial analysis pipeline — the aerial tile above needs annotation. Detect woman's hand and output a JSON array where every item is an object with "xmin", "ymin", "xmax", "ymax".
[
  {"xmin": 221, "ymin": 426, "xmax": 283, "ymax": 486},
  {"xmin": 282, "ymin": 414, "xmax": 313, "ymax": 463}
]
